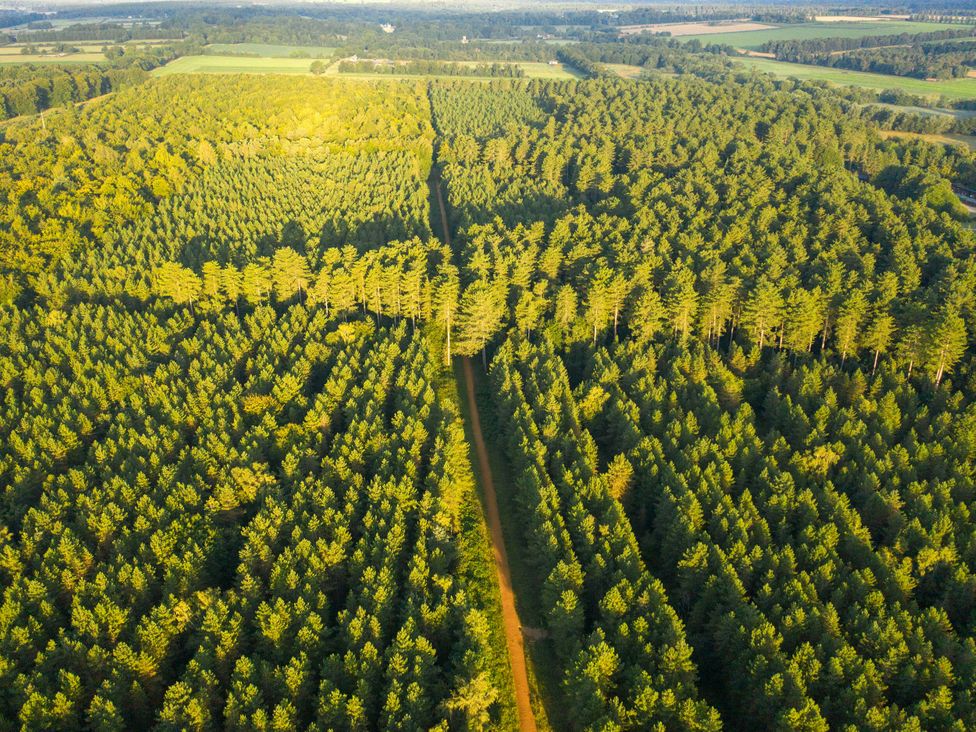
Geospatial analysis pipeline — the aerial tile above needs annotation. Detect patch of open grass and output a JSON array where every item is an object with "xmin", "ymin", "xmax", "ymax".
[
  {"xmin": 515, "ymin": 61, "xmax": 580, "ymax": 79},
  {"xmin": 606, "ymin": 63, "xmax": 644, "ymax": 79}
]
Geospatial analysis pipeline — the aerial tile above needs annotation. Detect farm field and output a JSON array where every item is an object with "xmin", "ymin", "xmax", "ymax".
[
  {"xmin": 734, "ymin": 56, "xmax": 976, "ymax": 99},
  {"xmin": 681, "ymin": 20, "xmax": 963, "ymax": 49},
  {"xmin": 204, "ymin": 42, "xmax": 336, "ymax": 58},
  {"xmin": 508, "ymin": 61, "xmax": 579, "ymax": 79}
]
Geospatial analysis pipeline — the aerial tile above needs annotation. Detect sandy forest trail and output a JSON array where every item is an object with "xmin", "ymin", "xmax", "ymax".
[
  {"xmin": 460, "ymin": 357, "xmax": 537, "ymax": 732},
  {"xmin": 430, "ymin": 172, "xmax": 538, "ymax": 732}
]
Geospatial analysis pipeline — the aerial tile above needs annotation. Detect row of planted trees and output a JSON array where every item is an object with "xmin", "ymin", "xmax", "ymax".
[
  {"xmin": 152, "ymin": 241, "xmax": 969, "ymax": 388},
  {"xmin": 428, "ymin": 77, "xmax": 975, "ymax": 387}
]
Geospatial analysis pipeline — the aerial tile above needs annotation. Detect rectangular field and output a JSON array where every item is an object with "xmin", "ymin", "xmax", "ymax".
[
  {"xmin": 734, "ymin": 56, "xmax": 976, "ymax": 99},
  {"xmin": 682, "ymin": 21, "xmax": 963, "ymax": 50},
  {"xmin": 512, "ymin": 61, "xmax": 579, "ymax": 79}
]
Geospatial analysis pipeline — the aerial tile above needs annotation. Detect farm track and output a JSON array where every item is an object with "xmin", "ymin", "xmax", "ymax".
[
  {"xmin": 429, "ymin": 167, "xmax": 537, "ymax": 732},
  {"xmin": 460, "ymin": 356, "xmax": 537, "ymax": 732}
]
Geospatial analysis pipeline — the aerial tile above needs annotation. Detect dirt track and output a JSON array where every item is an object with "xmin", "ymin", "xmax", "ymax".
[
  {"xmin": 461, "ymin": 357, "xmax": 537, "ymax": 732},
  {"xmin": 430, "ymin": 172, "xmax": 537, "ymax": 732}
]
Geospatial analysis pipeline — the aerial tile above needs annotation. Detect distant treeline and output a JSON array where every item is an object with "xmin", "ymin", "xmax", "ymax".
[
  {"xmin": 555, "ymin": 48, "xmax": 609, "ymax": 78},
  {"xmin": 554, "ymin": 38, "xmax": 734, "ymax": 79},
  {"xmin": 7, "ymin": 23, "xmax": 178, "ymax": 43},
  {"xmin": 826, "ymin": 40, "xmax": 976, "ymax": 79},
  {"xmin": 761, "ymin": 26, "xmax": 976, "ymax": 58},
  {"xmin": 0, "ymin": 10, "xmax": 43, "ymax": 29},
  {"xmin": 334, "ymin": 41, "xmax": 555, "ymax": 63},
  {"xmin": 751, "ymin": 11, "xmax": 809, "ymax": 24},
  {"xmin": 571, "ymin": 37, "xmax": 735, "ymax": 75},
  {"xmin": 859, "ymin": 103, "xmax": 976, "ymax": 136},
  {"xmin": 0, "ymin": 44, "xmax": 188, "ymax": 121},
  {"xmin": 337, "ymin": 59, "xmax": 524, "ymax": 78},
  {"xmin": 1, "ymin": 65, "xmax": 143, "ymax": 119}
]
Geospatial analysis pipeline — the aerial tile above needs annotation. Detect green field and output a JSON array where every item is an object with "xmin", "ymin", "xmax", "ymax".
[
  {"xmin": 204, "ymin": 43, "xmax": 336, "ymax": 58},
  {"xmin": 511, "ymin": 61, "xmax": 579, "ymax": 79},
  {"xmin": 684, "ymin": 21, "xmax": 964, "ymax": 50},
  {"xmin": 733, "ymin": 56, "xmax": 976, "ymax": 99}
]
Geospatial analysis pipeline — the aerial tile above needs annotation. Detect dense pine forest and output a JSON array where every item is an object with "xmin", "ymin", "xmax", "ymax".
[{"xmin": 1, "ymin": 4, "xmax": 976, "ymax": 729}]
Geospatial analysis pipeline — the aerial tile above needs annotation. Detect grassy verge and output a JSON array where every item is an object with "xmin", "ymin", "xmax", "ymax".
[
  {"xmin": 434, "ymin": 360, "xmax": 519, "ymax": 731},
  {"xmin": 455, "ymin": 357, "xmax": 569, "ymax": 732}
]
